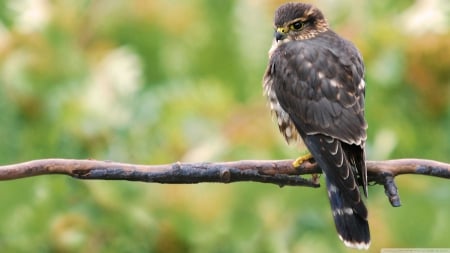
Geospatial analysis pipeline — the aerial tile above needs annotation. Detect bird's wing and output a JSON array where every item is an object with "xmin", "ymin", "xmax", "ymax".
[{"xmin": 271, "ymin": 35, "xmax": 367, "ymax": 146}]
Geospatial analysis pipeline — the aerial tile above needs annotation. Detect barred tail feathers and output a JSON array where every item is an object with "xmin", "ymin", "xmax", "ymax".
[
  {"xmin": 302, "ymin": 134, "xmax": 370, "ymax": 249},
  {"xmin": 326, "ymin": 179, "xmax": 370, "ymax": 249}
]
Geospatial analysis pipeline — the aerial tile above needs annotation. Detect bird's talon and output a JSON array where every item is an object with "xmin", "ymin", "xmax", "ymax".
[
  {"xmin": 311, "ymin": 173, "xmax": 320, "ymax": 184},
  {"xmin": 292, "ymin": 153, "xmax": 313, "ymax": 167}
]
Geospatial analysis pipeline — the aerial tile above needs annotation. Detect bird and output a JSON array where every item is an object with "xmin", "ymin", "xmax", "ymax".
[{"xmin": 263, "ymin": 2, "xmax": 370, "ymax": 249}]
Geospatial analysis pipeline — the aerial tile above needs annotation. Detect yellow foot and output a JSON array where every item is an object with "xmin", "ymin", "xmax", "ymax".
[
  {"xmin": 311, "ymin": 173, "xmax": 320, "ymax": 184},
  {"xmin": 292, "ymin": 153, "xmax": 313, "ymax": 168}
]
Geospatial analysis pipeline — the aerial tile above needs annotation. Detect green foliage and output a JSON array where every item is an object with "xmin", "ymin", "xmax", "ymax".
[{"xmin": 0, "ymin": 0, "xmax": 448, "ymax": 252}]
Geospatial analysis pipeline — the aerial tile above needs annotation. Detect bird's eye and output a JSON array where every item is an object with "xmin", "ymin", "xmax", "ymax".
[{"xmin": 291, "ymin": 22, "xmax": 304, "ymax": 30}]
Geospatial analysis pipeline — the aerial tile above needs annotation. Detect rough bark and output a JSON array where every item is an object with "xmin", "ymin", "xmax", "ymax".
[{"xmin": 1, "ymin": 158, "xmax": 448, "ymax": 207}]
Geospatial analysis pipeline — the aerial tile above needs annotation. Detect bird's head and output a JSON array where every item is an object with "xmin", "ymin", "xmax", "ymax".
[{"xmin": 273, "ymin": 3, "xmax": 328, "ymax": 43}]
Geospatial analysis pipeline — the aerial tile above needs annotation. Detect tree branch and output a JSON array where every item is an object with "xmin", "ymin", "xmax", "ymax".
[{"xmin": 0, "ymin": 158, "xmax": 448, "ymax": 207}]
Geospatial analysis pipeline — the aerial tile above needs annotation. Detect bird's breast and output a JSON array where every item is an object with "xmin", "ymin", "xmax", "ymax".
[{"xmin": 263, "ymin": 76, "xmax": 301, "ymax": 145}]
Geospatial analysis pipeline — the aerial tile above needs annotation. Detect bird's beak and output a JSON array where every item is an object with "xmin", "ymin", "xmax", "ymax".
[{"xmin": 275, "ymin": 27, "xmax": 287, "ymax": 42}]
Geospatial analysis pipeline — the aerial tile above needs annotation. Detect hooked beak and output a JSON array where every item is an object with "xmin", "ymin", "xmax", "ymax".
[{"xmin": 275, "ymin": 27, "xmax": 287, "ymax": 42}]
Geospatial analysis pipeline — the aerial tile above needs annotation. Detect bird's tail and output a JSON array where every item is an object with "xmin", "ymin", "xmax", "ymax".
[
  {"xmin": 302, "ymin": 134, "xmax": 370, "ymax": 249},
  {"xmin": 326, "ymin": 178, "xmax": 370, "ymax": 249}
]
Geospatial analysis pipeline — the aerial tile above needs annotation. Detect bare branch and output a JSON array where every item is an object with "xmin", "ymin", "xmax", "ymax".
[
  {"xmin": 366, "ymin": 159, "xmax": 450, "ymax": 207},
  {"xmin": 0, "ymin": 159, "xmax": 320, "ymax": 187},
  {"xmin": 0, "ymin": 158, "xmax": 448, "ymax": 207}
]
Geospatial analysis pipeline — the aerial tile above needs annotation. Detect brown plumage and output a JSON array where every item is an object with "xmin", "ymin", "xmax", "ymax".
[{"xmin": 263, "ymin": 3, "xmax": 370, "ymax": 249}]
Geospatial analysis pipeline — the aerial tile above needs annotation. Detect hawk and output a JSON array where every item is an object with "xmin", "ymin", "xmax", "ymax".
[{"xmin": 263, "ymin": 3, "xmax": 370, "ymax": 249}]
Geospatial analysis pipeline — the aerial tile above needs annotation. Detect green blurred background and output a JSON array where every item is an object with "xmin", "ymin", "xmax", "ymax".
[{"xmin": 0, "ymin": 0, "xmax": 448, "ymax": 252}]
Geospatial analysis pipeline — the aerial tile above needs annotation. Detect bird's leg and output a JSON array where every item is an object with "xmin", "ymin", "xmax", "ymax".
[{"xmin": 292, "ymin": 152, "xmax": 313, "ymax": 168}]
